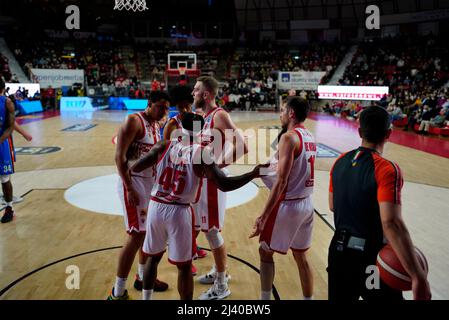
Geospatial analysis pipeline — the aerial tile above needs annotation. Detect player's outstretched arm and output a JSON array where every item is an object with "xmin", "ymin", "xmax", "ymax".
[
  {"xmin": 203, "ymin": 163, "xmax": 265, "ymax": 192},
  {"xmin": 199, "ymin": 147, "xmax": 268, "ymax": 192},
  {"xmin": 131, "ymin": 140, "xmax": 167, "ymax": 173}
]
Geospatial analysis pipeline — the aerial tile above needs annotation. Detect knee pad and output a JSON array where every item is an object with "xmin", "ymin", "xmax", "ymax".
[
  {"xmin": 204, "ymin": 229, "xmax": 224, "ymax": 250},
  {"xmin": 0, "ymin": 175, "xmax": 10, "ymax": 184}
]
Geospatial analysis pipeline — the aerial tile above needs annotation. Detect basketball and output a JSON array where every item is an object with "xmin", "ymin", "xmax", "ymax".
[{"xmin": 376, "ymin": 244, "xmax": 429, "ymax": 291}]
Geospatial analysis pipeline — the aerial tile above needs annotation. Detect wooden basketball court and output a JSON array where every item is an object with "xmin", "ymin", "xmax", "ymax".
[{"xmin": 0, "ymin": 110, "xmax": 448, "ymax": 300}]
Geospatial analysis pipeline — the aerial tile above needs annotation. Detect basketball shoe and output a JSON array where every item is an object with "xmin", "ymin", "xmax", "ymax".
[
  {"xmin": 196, "ymin": 247, "xmax": 207, "ymax": 259},
  {"xmin": 198, "ymin": 266, "xmax": 231, "ymax": 284},
  {"xmin": 198, "ymin": 281, "xmax": 231, "ymax": 300},
  {"xmin": 133, "ymin": 274, "xmax": 168, "ymax": 292},
  {"xmin": 1, "ymin": 206, "xmax": 14, "ymax": 223},
  {"xmin": 107, "ymin": 288, "xmax": 131, "ymax": 300}
]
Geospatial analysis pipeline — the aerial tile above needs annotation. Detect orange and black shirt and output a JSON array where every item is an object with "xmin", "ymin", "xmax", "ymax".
[{"xmin": 329, "ymin": 147, "xmax": 403, "ymax": 243}]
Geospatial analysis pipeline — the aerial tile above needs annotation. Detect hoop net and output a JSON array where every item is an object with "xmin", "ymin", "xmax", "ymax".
[
  {"xmin": 178, "ymin": 67, "xmax": 186, "ymax": 76},
  {"xmin": 114, "ymin": 0, "xmax": 148, "ymax": 11}
]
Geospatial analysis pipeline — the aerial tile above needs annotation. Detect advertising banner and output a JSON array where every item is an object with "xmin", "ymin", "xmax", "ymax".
[
  {"xmin": 278, "ymin": 71, "xmax": 326, "ymax": 90},
  {"xmin": 60, "ymin": 97, "xmax": 94, "ymax": 111},
  {"xmin": 30, "ymin": 69, "xmax": 84, "ymax": 88},
  {"xmin": 16, "ymin": 100, "xmax": 43, "ymax": 115},
  {"xmin": 318, "ymin": 85, "xmax": 389, "ymax": 101}
]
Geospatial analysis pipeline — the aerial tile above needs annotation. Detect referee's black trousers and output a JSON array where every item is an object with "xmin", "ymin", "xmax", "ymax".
[{"xmin": 327, "ymin": 238, "xmax": 403, "ymax": 301}]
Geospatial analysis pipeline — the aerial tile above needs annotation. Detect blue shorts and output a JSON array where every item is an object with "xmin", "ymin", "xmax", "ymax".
[{"xmin": 0, "ymin": 137, "xmax": 15, "ymax": 176}]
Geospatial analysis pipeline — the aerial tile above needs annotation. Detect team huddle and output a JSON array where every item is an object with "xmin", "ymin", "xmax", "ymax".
[
  {"xmin": 108, "ymin": 76, "xmax": 317, "ymax": 300},
  {"xmin": 107, "ymin": 75, "xmax": 431, "ymax": 301}
]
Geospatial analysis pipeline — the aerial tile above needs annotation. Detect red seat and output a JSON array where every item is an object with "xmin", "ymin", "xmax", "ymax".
[
  {"xmin": 429, "ymin": 127, "xmax": 440, "ymax": 135},
  {"xmin": 440, "ymin": 128, "xmax": 449, "ymax": 137},
  {"xmin": 414, "ymin": 124, "xmax": 449, "ymax": 136},
  {"xmin": 393, "ymin": 117, "xmax": 408, "ymax": 127}
]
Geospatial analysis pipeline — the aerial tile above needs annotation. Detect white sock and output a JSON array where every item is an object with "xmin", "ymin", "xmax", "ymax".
[
  {"xmin": 6, "ymin": 202, "xmax": 13, "ymax": 208},
  {"xmin": 209, "ymin": 265, "xmax": 217, "ymax": 274},
  {"xmin": 143, "ymin": 289, "xmax": 153, "ymax": 300},
  {"xmin": 138, "ymin": 264, "xmax": 145, "ymax": 280},
  {"xmin": 114, "ymin": 277, "xmax": 127, "ymax": 297},
  {"xmin": 216, "ymin": 271, "xmax": 226, "ymax": 284},
  {"xmin": 303, "ymin": 296, "xmax": 314, "ymax": 300},
  {"xmin": 261, "ymin": 290, "xmax": 271, "ymax": 300}
]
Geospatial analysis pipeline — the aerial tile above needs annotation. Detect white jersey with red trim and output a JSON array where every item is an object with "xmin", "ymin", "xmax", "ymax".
[
  {"xmin": 152, "ymin": 140, "xmax": 203, "ymax": 204},
  {"xmin": 261, "ymin": 126, "xmax": 316, "ymax": 199},
  {"xmin": 200, "ymin": 107, "xmax": 226, "ymax": 156},
  {"xmin": 173, "ymin": 114, "xmax": 183, "ymax": 129},
  {"xmin": 193, "ymin": 107, "xmax": 230, "ymax": 231},
  {"xmin": 127, "ymin": 112, "xmax": 161, "ymax": 178}
]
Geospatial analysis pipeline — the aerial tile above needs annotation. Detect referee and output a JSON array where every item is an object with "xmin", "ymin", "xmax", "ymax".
[{"xmin": 327, "ymin": 106, "xmax": 431, "ymax": 301}]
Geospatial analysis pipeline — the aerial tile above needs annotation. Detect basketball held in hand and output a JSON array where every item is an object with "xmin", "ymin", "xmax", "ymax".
[{"xmin": 376, "ymin": 244, "xmax": 429, "ymax": 291}]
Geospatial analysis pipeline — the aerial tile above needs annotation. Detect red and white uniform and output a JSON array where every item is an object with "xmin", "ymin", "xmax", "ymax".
[
  {"xmin": 143, "ymin": 140, "xmax": 203, "ymax": 264},
  {"xmin": 168, "ymin": 113, "xmax": 201, "ymax": 230},
  {"xmin": 172, "ymin": 114, "xmax": 183, "ymax": 129},
  {"xmin": 117, "ymin": 112, "xmax": 160, "ymax": 234},
  {"xmin": 193, "ymin": 107, "xmax": 228, "ymax": 232},
  {"xmin": 260, "ymin": 125, "xmax": 316, "ymax": 254}
]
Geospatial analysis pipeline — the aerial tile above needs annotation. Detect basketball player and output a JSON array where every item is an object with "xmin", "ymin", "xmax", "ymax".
[
  {"xmin": 131, "ymin": 113, "xmax": 265, "ymax": 300},
  {"xmin": 164, "ymin": 85, "xmax": 208, "ymax": 276},
  {"xmin": 107, "ymin": 91, "xmax": 170, "ymax": 300},
  {"xmin": 191, "ymin": 76, "xmax": 248, "ymax": 300},
  {"xmin": 328, "ymin": 106, "xmax": 431, "ymax": 301},
  {"xmin": 0, "ymin": 79, "xmax": 16, "ymax": 224},
  {"xmin": 250, "ymin": 97, "xmax": 316, "ymax": 300}
]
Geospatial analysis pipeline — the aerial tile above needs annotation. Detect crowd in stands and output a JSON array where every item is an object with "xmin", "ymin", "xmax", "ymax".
[
  {"xmin": 0, "ymin": 54, "xmax": 12, "ymax": 82},
  {"xmin": 13, "ymin": 36, "xmax": 129, "ymax": 88},
  {"xmin": 231, "ymin": 42, "xmax": 346, "ymax": 83},
  {"xmin": 5, "ymin": 31, "xmax": 449, "ymax": 136},
  {"xmin": 321, "ymin": 87, "xmax": 449, "ymax": 136},
  {"xmin": 142, "ymin": 41, "xmax": 231, "ymax": 80},
  {"xmin": 340, "ymin": 35, "xmax": 449, "ymax": 96},
  {"xmin": 11, "ymin": 33, "xmax": 233, "ymax": 100},
  {"xmin": 218, "ymin": 42, "xmax": 346, "ymax": 110},
  {"xmin": 318, "ymin": 35, "xmax": 449, "ymax": 136},
  {"xmin": 391, "ymin": 87, "xmax": 449, "ymax": 135}
]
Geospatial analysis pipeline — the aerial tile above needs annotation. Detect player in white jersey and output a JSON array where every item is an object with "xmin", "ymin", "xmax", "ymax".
[
  {"xmin": 164, "ymin": 86, "xmax": 208, "ymax": 276},
  {"xmin": 108, "ymin": 91, "xmax": 170, "ymax": 300},
  {"xmin": 250, "ymin": 96, "xmax": 316, "ymax": 300},
  {"xmin": 191, "ymin": 76, "xmax": 248, "ymax": 300},
  {"xmin": 131, "ymin": 113, "xmax": 264, "ymax": 300}
]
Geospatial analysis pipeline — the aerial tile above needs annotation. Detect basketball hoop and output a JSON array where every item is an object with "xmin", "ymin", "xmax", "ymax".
[
  {"xmin": 178, "ymin": 67, "xmax": 186, "ymax": 76},
  {"xmin": 114, "ymin": 0, "xmax": 148, "ymax": 11}
]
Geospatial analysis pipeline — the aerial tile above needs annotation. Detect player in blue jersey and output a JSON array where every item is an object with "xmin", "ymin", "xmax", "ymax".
[{"xmin": 0, "ymin": 79, "xmax": 17, "ymax": 223}]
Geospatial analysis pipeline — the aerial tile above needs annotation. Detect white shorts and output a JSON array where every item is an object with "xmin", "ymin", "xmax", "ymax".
[
  {"xmin": 260, "ymin": 196, "xmax": 314, "ymax": 254},
  {"xmin": 143, "ymin": 199, "xmax": 195, "ymax": 265},
  {"xmin": 191, "ymin": 204, "xmax": 201, "ymax": 232},
  {"xmin": 117, "ymin": 175, "xmax": 154, "ymax": 234},
  {"xmin": 193, "ymin": 177, "xmax": 226, "ymax": 232}
]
